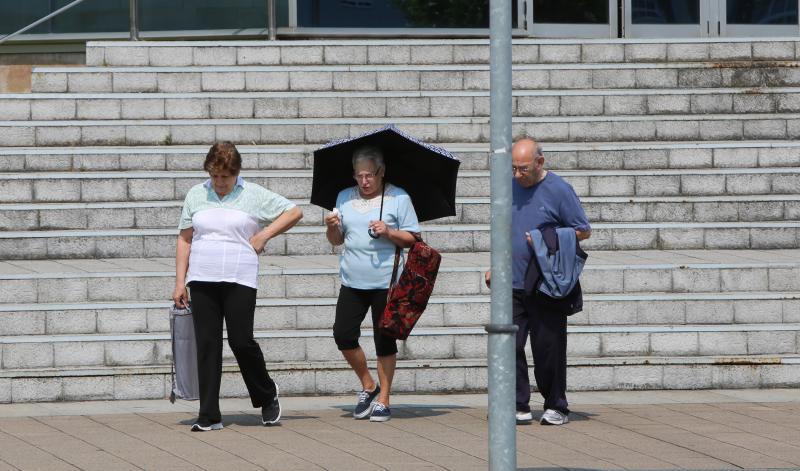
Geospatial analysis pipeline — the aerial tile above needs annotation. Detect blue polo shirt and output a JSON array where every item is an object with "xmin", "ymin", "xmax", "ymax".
[{"xmin": 511, "ymin": 172, "xmax": 590, "ymax": 289}]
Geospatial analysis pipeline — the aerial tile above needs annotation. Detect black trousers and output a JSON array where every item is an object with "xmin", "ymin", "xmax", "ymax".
[
  {"xmin": 188, "ymin": 281, "xmax": 276, "ymax": 424},
  {"xmin": 513, "ymin": 289, "xmax": 569, "ymax": 415},
  {"xmin": 333, "ymin": 286, "xmax": 398, "ymax": 357}
]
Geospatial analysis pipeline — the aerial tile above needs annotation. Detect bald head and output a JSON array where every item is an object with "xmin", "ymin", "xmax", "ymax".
[
  {"xmin": 512, "ymin": 138, "xmax": 542, "ymax": 161},
  {"xmin": 511, "ymin": 138, "xmax": 545, "ymax": 187}
]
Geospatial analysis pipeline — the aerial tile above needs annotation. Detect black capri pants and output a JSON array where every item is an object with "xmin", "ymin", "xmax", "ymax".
[{"xmin": 333, "ymin": 285, "xmax": 398, "ymax": 357}]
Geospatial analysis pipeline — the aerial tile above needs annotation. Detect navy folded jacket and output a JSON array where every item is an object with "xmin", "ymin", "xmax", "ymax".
[{"xmin": 524, "ymin": 226, "xmax": 588, "ymax": 314}]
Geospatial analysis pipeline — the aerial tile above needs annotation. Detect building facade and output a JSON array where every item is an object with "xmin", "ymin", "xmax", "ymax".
[{"xmin": 1, "ymin": 0, "xmax": 798, "ymax": 49}]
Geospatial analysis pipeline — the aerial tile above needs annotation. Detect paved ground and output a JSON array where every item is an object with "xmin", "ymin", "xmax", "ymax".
[{"xmin": 0, "ymin": 389, "xmax": 799, "ymax": 470}]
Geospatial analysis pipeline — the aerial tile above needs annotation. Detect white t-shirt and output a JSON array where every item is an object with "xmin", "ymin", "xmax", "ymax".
[
  {"xmin": 336, "ymin": 184, "xmax": 420, "ymax": 290},
  {"xmin": 178, "ymin": 176, "xmax": 295, "ymax": 289}
]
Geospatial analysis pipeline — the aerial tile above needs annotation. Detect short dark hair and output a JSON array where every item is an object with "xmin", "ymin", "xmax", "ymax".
[{"xmin": 204, "ymin": 141, "xmax": 242, "ymax": 174}]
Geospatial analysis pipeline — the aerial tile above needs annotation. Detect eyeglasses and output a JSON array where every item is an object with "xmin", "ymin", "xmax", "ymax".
[
  {"xmin": 353, "ymin": 172, "xmax": 378, "ymax": 182},
  {"xmin": 512, "ymin": 165, "xmax": 531, "ymax": 174}
]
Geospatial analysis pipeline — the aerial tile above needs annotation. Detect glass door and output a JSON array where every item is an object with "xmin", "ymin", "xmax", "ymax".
[
  {"xmin": 625, "ymin": 0, "xmax": 800, "ymax": 38},
  {"xmin": 290, "ymin": 0, "xmax": 523, "ymax": 34},
  {"xmin": 527, "ymin": 0, "xmax": 618, "ymax": 38},
  {"xmin": 625, "ymin": 0, "xmax": 708, "ymax": 37},
  {"xmin": 722, "ymin": 0, "xmax": 799, "ymax": 36}
]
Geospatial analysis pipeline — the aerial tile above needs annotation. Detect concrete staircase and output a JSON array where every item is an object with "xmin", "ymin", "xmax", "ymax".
[{"xmin": 1, "ymin": 38, "xmax": 799, "ymax": 402}]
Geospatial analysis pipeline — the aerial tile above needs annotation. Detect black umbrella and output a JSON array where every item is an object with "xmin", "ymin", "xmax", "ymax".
[{"xmin": 310, "ymin": 125, "xmax": 460, "ymax": 222}]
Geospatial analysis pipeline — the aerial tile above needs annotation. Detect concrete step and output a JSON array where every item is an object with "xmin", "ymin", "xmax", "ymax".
[
  {"xmin": 2, "ymin": 168, "xmax": 798, "ymax": 204},
  {"xmin": 5, "ymin": 87, "xmax": 800, "ymax": 120},
  {"xmin": 3, "ymin": 194, "xmax": 800, "ymax": 231},
  {"xmin": 2, "ymin": 141, "xmax": 799, "ymax": 172},
  {"xmin": 1, "ymin": 252, "xmax": 798, "ymax": 307},
  {"xmin": 6, "ymin": 114, "xmax": 800, "ymax": 146},
  {"xmin": 1, "ymin": 221, "xmax": 799, "ymax": 259},
  {"xmin": 3, "ymin": 354, "xmax": 799, "ymax": 402},
  {"xmin": 86, "ymin": 38, "xmax": 800, "ymax": 65},
  {"xmin": 2, "ymin": 324, "xmax": 799, "ymax": 372},
  {"xmin": 30, "ymin": 61, "xmax": 800, "ymax": 93},
  {"xmin": 3, "ymin": 290, "xmax": 798, "ymax": 337},
  {"xmin": 83, "ymin": 39, "xmax": 800, "ymax": 67}
]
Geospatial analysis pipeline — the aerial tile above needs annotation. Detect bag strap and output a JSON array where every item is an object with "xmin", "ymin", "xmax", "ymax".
[
  {"xmin": 379, "ymin": 183, "xmax": 423, "ymax": 292},
  {"xmin": 169, "ymin": 309, "xmax": 177, "ymax": 403},
  {"xmin": 387, "ymin": 231, "xmax": 423, "ymax": 292},
  {"xmin": 388, "ymin": 246, "xmax": 402, "ymax": 291}
]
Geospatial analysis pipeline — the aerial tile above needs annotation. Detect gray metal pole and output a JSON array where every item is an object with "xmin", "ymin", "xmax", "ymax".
[
  {"xmin": 486, "ymin": 0, "xmax": 516, "ymax": 470},
  {"xmin": 267, "ymin": 0, "xmax": 277, "ymax": 40},
  {"xmin": 0, "ymin": 0, "xmax": 87, "ymax": 45},
  {"xmin": 129, "ymin": 0, "xmax": 139, "ymax": 41}
]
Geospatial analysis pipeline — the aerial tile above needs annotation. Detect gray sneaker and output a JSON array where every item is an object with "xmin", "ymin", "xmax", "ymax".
[
  {"xmin": 353, "ymin": 385, "xmax": 381, "ymax": 419},
  {"xmin": 540, "ymin": 409, "xmax": 568, "ymax": 425}
]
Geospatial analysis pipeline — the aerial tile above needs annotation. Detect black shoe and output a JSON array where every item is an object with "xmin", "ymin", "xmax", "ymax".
[
  {"xmin": 353, "ymin": 384, "xmax": 381, "ymax": 419},
  {"xmin": 262, "ymin": 384, "xmax": 281, "ymax": 426}
]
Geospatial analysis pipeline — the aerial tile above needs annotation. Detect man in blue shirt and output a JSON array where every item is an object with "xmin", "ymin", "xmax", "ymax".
[{"xmin": 485, "ymin": 137, "xmax": 591, "ymax": 426}]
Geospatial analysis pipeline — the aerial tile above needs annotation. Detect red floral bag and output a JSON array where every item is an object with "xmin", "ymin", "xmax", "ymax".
[{"xmin": 379, "ymin": 235, "xmax": 441, "ymax": 340}]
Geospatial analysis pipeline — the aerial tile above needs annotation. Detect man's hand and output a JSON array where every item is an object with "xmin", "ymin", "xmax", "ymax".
[
  {"xmin": 484, "ymin": 270, "xmax": 491, "ymax": 288},
  {"xmin": 527, "ymin": 229, "xmax": 591, "ymax": 246}
]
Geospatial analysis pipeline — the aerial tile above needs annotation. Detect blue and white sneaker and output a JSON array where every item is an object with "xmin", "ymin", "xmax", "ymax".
[
  {"xmin": 353, "ymin": 385, "xmax": 381, "ymax": 419},
  {"xmin": 369, "ymin": 402, "xmax": 391, "ymax": 422}
]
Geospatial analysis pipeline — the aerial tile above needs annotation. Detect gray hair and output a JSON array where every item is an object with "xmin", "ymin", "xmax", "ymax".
[{"xmin": 352, "ymin": 145, "xmax": 385, "ymax": 172}]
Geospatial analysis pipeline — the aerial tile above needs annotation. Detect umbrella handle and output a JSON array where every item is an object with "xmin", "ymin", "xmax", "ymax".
[{"xmin": 367, "ymin": 184, "xmax": 386, "ymax": 239}]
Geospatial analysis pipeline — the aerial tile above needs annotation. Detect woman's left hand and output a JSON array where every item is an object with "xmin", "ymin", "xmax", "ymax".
[
  {"xmin": 368, "ymin": 220, "xmax": 390, "ymax": 237},
  {"xmin": 250, "ymin": 233, "xmax": 268, "ymax": 254}
]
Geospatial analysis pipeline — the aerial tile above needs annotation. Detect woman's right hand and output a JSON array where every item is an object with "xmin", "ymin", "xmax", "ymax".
[
  {"xmin": 172, "ymin": 284, "xmax": 189, "ymax": 308},
  {"xmin": 324, "ymin": 211, "xmax": 341, "ymax": 229}
]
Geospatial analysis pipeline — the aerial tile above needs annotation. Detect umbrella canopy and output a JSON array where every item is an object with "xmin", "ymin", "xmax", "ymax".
[{"xmin": 310, "ymin": 125, "xmax": 461, "ymax": 222}]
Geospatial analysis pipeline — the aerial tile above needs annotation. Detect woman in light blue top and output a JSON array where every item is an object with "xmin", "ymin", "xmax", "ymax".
[{"xmin": 324, "ymin": 145, "xmax": 420, "ymax": 422}]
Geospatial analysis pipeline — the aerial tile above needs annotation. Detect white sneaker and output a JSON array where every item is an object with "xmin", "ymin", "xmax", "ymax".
[
  {"xmin": 191, "ymin": 422, "xmax": 223, "ymax": 432},
  {"xmin": 540, "ymin": 409, "xmax": 568, "ymax": 425},
  {"xmin": 515, "ymin": 411, "xmax": 533, "ymax": 422}
]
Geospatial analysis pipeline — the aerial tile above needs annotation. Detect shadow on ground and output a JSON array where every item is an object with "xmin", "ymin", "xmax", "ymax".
[
  {"xmin": 335, "ymin": 403, "xmax": 470, "ymax": 419},
  {"xmin": 178, "ymin": 413, "xmax": 319, "ymax": 427}
]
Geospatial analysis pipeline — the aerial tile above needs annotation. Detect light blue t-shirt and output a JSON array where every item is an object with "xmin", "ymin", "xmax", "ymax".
[{"xmin": 336, "ymin": 184, "xmax": 421, "ymax": 289}]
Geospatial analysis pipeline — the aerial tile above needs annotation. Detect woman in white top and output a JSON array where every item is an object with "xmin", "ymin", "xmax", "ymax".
[
  {"xmin": 324, "ymin": 145, "xmax": 420, "ymax": 422},
  {"xmin": 172, "ymin": 141, "xmax": 302, "ymax": 431}
]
